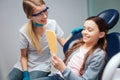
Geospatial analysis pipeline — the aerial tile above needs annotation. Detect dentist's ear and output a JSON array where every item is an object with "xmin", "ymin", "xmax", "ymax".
[{"xmin": 99, "ymin": 32, "xmax": 105, "ymax": 38}]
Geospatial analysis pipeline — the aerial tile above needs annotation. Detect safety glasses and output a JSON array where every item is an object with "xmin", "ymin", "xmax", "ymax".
[{"xmin": 32, "ymin": 7, "xmax": 49, "ymax": 17}]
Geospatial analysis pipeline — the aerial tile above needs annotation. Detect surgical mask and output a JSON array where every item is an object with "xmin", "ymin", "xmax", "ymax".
[{"xmin": 33, "ymin": 22, "xmax": 43, "ymax": 27}]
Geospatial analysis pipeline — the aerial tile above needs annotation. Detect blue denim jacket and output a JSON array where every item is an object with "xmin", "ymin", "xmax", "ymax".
[{"xmin": 62, "ymin": 48, "xmax": 106, "ymax": 80}]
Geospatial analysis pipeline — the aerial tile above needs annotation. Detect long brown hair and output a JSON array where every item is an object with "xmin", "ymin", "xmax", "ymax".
[
  {"xmin": 23, "ymin": 0, "xmax": 45, "ymax": 53},
  {"xmin": 64, "ymin": 16, "xmax": 108, "ymax": 75}
]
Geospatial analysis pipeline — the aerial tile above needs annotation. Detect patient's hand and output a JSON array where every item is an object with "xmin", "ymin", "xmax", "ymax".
[{"xmin": 51, "ymin": 55, "xmax": 66, "ymax": 72}]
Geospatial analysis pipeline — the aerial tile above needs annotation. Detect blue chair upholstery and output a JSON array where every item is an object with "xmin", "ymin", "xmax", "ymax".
[
  {"xmin": 106, "ymin": 32, "xmax": 120, "ymax": 60},
  {"xmin": 97, "ymin": 9, "xmax": 119, "ymax": 29}
]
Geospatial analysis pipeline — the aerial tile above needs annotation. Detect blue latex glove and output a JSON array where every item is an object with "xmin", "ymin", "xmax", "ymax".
[
  {"xmin": 23, "ymin": 71, "xmax": 30, "ymax": 80},
  {"xmin": 71, "ymin": 26, "xmax": 83, "ymax": 35}
]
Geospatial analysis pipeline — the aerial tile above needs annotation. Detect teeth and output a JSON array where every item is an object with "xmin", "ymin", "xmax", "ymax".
[
  {"xmin": 83, "ymin": 36, "xmax": 87, "ymax": 38},
  {"xmin": 83, "ymin": 36, "xmax": 89, "ymax": 39}
]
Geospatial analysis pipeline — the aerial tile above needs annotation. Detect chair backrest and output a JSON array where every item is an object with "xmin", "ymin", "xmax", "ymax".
[
  {"xmin": 98, "ymin": 9, "xmax": 120, "ymax": 60},
  {"xmin": 63, "ymin": 9, "xmax": 120, "ymax": 60},
  {"xmin": 106, "ymin": 32, "xmax": 120, "ymax": 60}
]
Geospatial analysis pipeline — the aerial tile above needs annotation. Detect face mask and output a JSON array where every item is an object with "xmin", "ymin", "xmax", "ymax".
[{"xmin": 33, "ymin": 22, "xmax": 43, "ymax": 27}]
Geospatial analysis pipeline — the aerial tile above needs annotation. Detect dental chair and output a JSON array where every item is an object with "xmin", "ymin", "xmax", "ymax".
[{"xmin": 63, "ymin": 9, "xmax": 120, "ymax": 80}]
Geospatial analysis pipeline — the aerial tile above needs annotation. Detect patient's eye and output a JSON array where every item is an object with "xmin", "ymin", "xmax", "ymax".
[
  {"xmin": 86, "ymin": 27, "xmax": 93, "ymax": 32},
  {"xmin": 88, "ymin": 28, "xmax": 93, "ymax": 32},
  {"xmin": 83, "ymin": 26, "xmax": 93, "ymax": 32}
]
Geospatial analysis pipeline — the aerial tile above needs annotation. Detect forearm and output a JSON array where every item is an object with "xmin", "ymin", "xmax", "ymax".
[
  {"xmin": 65, "ymin": 34, "xmax": 72, "ymax": 43},
  {"xmin": 58, "ymin": 38, "xmax": 66, "ymax": 47},
  {"xmin": 59, "ymin": 35, "xmax": 73, "ymax": 48},
  {"xmin": 20, "ymin": 55, "xmax": 28, "ymax": 71},
  {"xmin": 21, "ymin": 55, "xmax": 30, "ymax": 80},
  {"xmin": 20, "ymin": 49, "xmax": 28, "ymax": 71}
]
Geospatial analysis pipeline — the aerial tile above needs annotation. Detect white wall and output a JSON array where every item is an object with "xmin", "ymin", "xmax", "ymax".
[{"xmin": 0, "ymin": 0, "xmax": 88, "ymax": 80}]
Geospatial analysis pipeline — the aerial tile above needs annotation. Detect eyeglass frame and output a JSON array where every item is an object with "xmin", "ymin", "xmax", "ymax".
[{"xmin": 32, "ymin": 7, "xmax": 49, "ymax": 17}]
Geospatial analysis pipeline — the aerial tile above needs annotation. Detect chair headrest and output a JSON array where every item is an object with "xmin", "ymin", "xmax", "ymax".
[{"xmin": 97, "ymin": 9, "xmax": 119, "ymax": 29}]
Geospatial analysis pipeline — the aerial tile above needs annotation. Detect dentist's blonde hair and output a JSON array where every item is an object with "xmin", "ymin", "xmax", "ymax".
[
  {"xmin": 26, "ymin": 21, "xmax": 42, "ymax": 53},
  {"xmin": 23, "ymin": 0, "xmax": 45, "ymax": 53}
]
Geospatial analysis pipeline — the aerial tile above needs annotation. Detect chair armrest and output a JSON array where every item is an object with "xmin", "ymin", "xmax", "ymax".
[{"xmin": 102, "ymin": 52, "xmax": 120, "ymax": 80}]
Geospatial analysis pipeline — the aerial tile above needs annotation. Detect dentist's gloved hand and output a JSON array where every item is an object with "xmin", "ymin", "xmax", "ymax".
[
  {"xmin": 71, "ymin": 26, "xmax": 83, "ymax": 35},
  {"xmin": 23, "ymin": 71, "xmax": 30, "ymax": 80}
]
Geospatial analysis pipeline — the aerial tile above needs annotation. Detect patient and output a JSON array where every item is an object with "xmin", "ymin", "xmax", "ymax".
[{"xmin": 34, "ymin": 16, "xmax": 108, "ymax": 80}]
